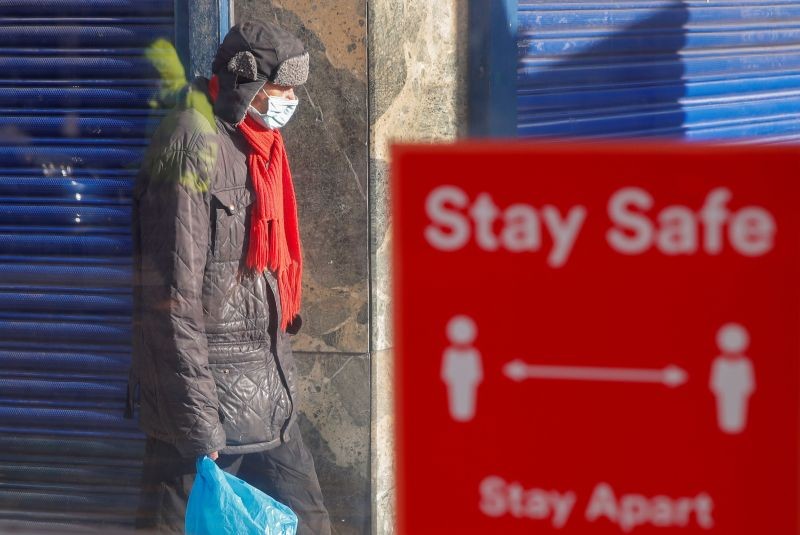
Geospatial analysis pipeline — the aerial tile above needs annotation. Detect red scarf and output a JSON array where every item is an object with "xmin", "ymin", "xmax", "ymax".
[{"xmin": 209, "ymin": 75, "xmax": 302, "ymax": 331}]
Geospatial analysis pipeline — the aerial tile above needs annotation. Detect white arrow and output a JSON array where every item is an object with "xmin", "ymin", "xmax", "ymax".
[{"xmin": 503, "ymin": 359, "xmax": 689, "ymax": 388}]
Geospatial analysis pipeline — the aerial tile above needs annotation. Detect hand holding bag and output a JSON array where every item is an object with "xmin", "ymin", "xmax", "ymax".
[{"xmin": 185, "ymin": 456, "xmax": 298, "ymax": 535}]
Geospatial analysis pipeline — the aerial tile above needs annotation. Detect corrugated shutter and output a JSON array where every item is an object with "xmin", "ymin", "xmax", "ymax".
[
  {"xmin": 517, "ymin": 0, "xmax": 800, "ymax": 142},
  {"xmin": 0, "ymin": 0, "xmax": 173, "ymax": 529}
]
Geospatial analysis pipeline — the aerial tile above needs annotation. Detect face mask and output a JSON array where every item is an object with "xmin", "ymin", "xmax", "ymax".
[{"xmin": 248, "ymin": 94, "xmax": 299, "ymax": 129}]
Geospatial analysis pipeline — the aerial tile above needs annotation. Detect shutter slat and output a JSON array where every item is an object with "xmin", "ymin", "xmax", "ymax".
[
  {"xmin": 0, "ymin": 205, "xmax": 130, "ymax": 224},
  {"xmin": 0, "ymin": 146, "xmax": 143, "ymax": 167},
  {"xmin": 0, "ymin": 26, "xmax": 172, "ymax": 47},
  {"xmin": 1, "ymin": 434, "xmax": 141, "ymax": 458},
  {"xmin": 0, "ymin": 292, "xmax": 131, "ymax": 314},
  {"xmin": 0, "ymin": 319, "xmax": 130, "ymax": 343},
  {"xmin": 0, "ymin": 350, "xmax": 130, "ymax": 373},
  {"xmin": 0, "ymin": 87, "xmax": 157, "ymax": 108},
  {"xmin": 0, "ymin": 234, "xmax": 131, "ymax": 256},
  {"xmin": 0, "ymin": 176, "xmax": 133, "ymax": 196},
  {"xmin": 0, "ymin": 378, "xmax": 126, "ymax": 400},
  {"xmin": 0, "ymin": 57, "xmax": 160, "ymax": 79},
  {"xmin": 0, "ymin": 487, "xmax": 138, "ymax": 515},
  {"xmin": 0, "ymin": 0, "xmax": 172, "ymax": 16},
  {"xmin": 0, "ymin": 117, "xmax": 151, "ymax": 138}
]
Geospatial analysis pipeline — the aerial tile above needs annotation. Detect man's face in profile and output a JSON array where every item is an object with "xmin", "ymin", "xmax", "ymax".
[{"xmin": 250, "ymin": 83, "xmax": 297, "ymax": 113}]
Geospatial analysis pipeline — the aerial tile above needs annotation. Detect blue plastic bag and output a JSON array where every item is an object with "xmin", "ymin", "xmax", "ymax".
[{"xmin": 185, "ymin": 456, "xmax": 298, "ymax": 535}]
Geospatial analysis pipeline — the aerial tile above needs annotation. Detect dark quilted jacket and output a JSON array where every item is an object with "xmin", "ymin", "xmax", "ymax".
[{"xmin": 130, "ymin": 80, "xmax": 298, "ymax": 457}]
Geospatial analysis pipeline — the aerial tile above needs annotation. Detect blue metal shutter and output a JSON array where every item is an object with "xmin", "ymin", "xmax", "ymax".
[
  {"xmin": 518, "ymin": 1, "xmax": 800, "ymax": 142},
  {"xmin": 0, "ymin": 0, "xmax": 173, "ymax": 529}
]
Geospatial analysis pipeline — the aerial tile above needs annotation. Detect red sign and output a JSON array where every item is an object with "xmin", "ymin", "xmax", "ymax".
[{"xmin": 392, "ymin": 143, "xmax": 800, "ymax": 534}]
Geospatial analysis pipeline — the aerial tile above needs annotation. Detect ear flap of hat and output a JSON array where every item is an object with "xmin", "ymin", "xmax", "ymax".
[
  {"xmin": 272, "ymin": 52, "xmax": 309, "ymax": 87},
  {"xmin": 227, "ymin": 51, "xmax": 259, "ymax": 81},
  {"xmin": 213, "ymin": 69, "xmax": 264, "ymax": 125}
]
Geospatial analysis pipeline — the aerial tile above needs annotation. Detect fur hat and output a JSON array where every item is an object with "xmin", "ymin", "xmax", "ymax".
[
  {"xmin": 210, "ymin": 21, "xmax": 308, "ymax": 124},
  {"xmin": 213, "ymin": 21, "xmax": 309, "ymax": 86}
]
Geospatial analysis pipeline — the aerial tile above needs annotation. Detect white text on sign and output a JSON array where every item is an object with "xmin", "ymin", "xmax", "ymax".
[
  {"xmin": 479, "ymin": 476, "xmax": 715, "ymax": 532},
  {"xmin": 425, "ymin": 186, "xmax": 776, "ymax": 267}
]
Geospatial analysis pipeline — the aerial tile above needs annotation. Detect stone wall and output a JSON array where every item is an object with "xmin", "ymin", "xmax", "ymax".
[
  {"xmin": 369, "ymin": 1, "xmax": 468, "ymax": 533},
  {"xmin": 233, "ymin": 1, "xmax": 369, "ymax": 533}
]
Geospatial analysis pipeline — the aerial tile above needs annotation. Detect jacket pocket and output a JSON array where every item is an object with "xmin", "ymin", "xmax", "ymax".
[
  {"xmin": 208, "ymin": 341, "xmax": 268, "ymax": 364},
  {"xmin": 209, "ymin": 187, "xmax": 254, "ymax": 261},
  {"xmin": 210, "ymin": 356, "xmax": 290, "ymax": 447}
]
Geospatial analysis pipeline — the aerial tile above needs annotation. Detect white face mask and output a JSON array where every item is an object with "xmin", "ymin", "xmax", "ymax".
[{"xmin": 248, "ymin": 94, "xmax": 299, "ymax": 129}]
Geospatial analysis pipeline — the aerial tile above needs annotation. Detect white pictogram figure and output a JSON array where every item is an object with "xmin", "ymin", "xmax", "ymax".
[
  {"xmin": 442, "ymin": 315, "xmax": 483, "ymax": 422},
  {"xmin": 710, "ymin": 323, "xmax": 756, "ymax": 434}
]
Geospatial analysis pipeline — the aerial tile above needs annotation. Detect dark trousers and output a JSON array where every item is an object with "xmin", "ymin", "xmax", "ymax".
[{"xmin": 135, "ymin": 426, "xmax": 331, "ymax": 535}]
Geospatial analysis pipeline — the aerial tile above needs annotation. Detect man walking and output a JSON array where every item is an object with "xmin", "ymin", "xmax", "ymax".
[{"xmin": 129, "ymin": 20, "xmax": 331, "ymax": 534}]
